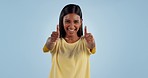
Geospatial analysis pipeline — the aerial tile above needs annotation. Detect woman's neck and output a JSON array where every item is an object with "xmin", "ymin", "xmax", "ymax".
[{"xmin": 64, "ymin": 35, "xmax": 80, "ymax": 43}]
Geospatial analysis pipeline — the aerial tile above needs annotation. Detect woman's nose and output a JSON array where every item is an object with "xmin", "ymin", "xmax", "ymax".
[{"xmin": 69, "ymin": 23, "xmax": 75, "ymax": 28}]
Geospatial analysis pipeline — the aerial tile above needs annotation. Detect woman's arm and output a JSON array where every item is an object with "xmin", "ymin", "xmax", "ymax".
[{"xmin": 43, "ymin": 37, "xmax": 56, "ymax": 52}]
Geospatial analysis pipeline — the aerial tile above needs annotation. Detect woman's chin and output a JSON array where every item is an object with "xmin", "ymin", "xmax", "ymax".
[{"xmin": 67, "ymin": 33, "xmax": 77, "ymax": 37}]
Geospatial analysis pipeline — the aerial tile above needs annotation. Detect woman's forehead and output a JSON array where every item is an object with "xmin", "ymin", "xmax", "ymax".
[{"xmin": 64, "ymin": 13, "xmax": 80, "ymax": 19}]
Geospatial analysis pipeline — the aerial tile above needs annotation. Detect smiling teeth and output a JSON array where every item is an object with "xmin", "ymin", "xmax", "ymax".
[
  {"xmin": 69, "ymin": 29, "xmax": 74, "ymax": 31},
  {"xmin": 68, "ymin": 28, "xmax": 75, "ymax": 31}
]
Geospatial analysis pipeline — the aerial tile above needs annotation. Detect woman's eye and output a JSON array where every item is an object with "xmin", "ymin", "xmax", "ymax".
[
  {"xmin": 65, "ymin": 20, "xmax": 70, "ymax": 23},
  {"xmin": 74, "ymin": 20, "xmax": 79, "ymax": 24}
]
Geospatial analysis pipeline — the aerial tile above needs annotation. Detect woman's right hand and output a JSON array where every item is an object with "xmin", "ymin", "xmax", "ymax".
[
  {"xmin": 45, "ymin": 25, "xmax": 60, "ymax": 51},
  {"xmin": 50, "ymin": 25, "xmax": 60, "ymax": 43}
]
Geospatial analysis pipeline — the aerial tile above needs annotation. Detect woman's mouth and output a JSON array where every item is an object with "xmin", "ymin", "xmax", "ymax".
[
  {"xmin": 67, "ymin": 28, "xmax": 77, "ymax": 34},
  {"xmin": 68, "ymin": 29, "xmax": 75, "ymax": 31}
]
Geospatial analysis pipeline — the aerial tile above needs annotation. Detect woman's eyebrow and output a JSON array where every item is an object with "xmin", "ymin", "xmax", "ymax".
[
  {"xmin": 65, "ymin": 19, "xmax": 70, "ymax": 20},
  {"xmin": 74, "ymin": 19, "xmax": 79, "ymax": 21}
]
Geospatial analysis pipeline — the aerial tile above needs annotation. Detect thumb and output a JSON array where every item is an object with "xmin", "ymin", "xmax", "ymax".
[
  {"xmin": 56, "ymin": 25, "xmax": 60, "ymax": 37},
  {"xmin": 84, "ymin": 26, "xmax": 87, "ymax": 36}
]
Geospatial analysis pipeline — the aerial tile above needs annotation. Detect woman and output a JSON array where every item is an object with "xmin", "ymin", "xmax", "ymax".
[{"xmin": 43, "ymin": 4, "xmax": 96, "ymax": 78}]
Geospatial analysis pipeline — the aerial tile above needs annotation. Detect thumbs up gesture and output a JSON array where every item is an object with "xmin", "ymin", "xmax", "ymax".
[
  {"xmin": 50, "ymin": 25, "xmax": 60, "ymax": 42},
  {"xmin": 84, "ymin": 26, "xmax": 95, "ymax": 49},
  {"xmin": 45, "ymin": 25, "xmax": 60, "ymax": 50}
]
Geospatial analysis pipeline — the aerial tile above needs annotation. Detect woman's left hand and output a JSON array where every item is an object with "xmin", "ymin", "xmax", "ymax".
[{"xmin": 84, "ymin": 26, "xmax": 95, "ymax": 49}]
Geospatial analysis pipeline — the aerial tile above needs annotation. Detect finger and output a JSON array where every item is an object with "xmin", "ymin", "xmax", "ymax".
[
  {"xmin": 51, "ymin": 33, "xmax": 58, "ymax": 37},
  {"xmin": 51, "ymin": 37, "xmax": 56, "ymax": 42},
  {"xmin": 85, "ymin": 33, "xmax": 91, "ymax": 37},
  {"xmin": 84, "ymin": 26, "xmax": 87, "ymax": 36},
  {"xmin": 86, "ymin": 37, "xmax": 94, "ymax": 43},
  {"xmin": 85, "ymin": 33, "xmax": 94, "ymax": 42}
]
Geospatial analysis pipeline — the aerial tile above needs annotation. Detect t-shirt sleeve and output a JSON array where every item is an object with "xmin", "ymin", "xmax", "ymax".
[
  {"xmin": 43, "ymin": 45, "xmax": 49, "ymax": 52},
  {"xmin": 43, "ymin": 38, "xmax": 60, "ymax": 54},
  {"xmin": 90, "ymin": 47, "xmax": 96, "ymax": 54},
  {"xmin": 43, "ymin": 44, "xmax": 56, "ymax": 53}
]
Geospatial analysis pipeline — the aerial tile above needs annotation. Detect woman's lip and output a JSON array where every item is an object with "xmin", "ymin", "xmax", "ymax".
[
  {"xmin": 68, "ymin": 29, "xmax": 74, "ymax": 31},
  {"xmin": 68, "ymin": 28, "xmax": 77, "ymax": 31}
]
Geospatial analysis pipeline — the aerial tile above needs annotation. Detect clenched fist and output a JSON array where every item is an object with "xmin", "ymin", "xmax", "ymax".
[
  {"xmin": 84, "ymin": 26, "xmax": 95, "ymax": 49},
  {"xmin": 50, "ymin": 25, "xmax": 60, "ymax": 42},
  {"xmin": 45, "ymin": 25, "xmax": 60, "ymax": 50}
]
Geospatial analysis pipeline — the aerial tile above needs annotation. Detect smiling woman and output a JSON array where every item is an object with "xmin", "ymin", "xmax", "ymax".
[
  {"xmin": 43, "ymin": 4, "xmax": 96, "ymax": 78},
  {"xmin": 63, "ymin": 13, "xmax": 82, "ymax": 43}
]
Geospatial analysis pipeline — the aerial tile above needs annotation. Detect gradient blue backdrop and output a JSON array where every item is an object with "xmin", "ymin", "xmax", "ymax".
[{"xmin": 0, "ymin": 0, "xmax": 148, "ymax": 78}]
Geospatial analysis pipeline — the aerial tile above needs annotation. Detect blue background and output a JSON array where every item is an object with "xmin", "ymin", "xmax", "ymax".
[{"xmin": 0, "ymin": 0, "xmax": 148, "ymax": 78}]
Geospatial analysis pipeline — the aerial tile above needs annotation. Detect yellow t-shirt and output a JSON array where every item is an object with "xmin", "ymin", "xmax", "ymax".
[{"xmin": 43, "ymin": 37, "xmax": 96, "ymax": 78}]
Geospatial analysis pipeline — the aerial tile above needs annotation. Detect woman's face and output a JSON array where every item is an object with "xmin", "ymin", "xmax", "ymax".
[{"xmin": 63, "ymin": 13, "xmax": 82, "ymax": 37}]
